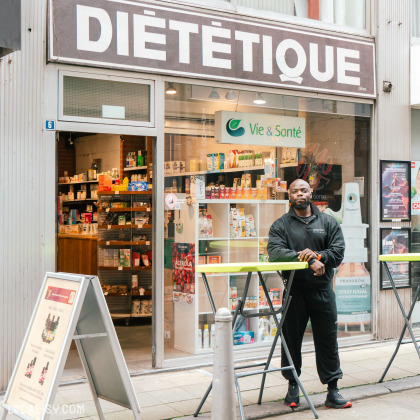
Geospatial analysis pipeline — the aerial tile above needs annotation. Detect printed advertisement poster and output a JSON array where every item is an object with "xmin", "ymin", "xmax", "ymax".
[
  {"xmin": 380, "ymin": 229, "xmax": 411, "ymax": 289},
  {"xmin": 411, "ymin": 161, "xmax": 420, "ymax": 215},
  {"xmin": 172, "ymin": 243, "xmax": 195, "ymax": 305},
  {"xmin": 4, "ymin": 277, "xmax": 80, "ymax": 420},
  {"xmin": 380, "ymin": 160, "xmax": 410, "ymax": 221},
  {"xmin": 335, "ymin": 274, "xmax": 371, "ymax": 323}
]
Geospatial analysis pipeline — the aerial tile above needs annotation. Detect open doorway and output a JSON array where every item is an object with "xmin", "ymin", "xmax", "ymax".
[{"xmin": 56, "ymin": 132, "xmax": 155, "ymax": 381}]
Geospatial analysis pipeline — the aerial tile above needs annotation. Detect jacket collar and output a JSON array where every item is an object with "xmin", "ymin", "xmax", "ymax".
[{"xmin": 289, "ymin": 203, "xmax": 320, "ymax": 222}]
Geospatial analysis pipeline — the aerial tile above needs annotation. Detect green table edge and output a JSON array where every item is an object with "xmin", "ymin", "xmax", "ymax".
[
  {"xmin": 379, "ymin": 253, "xmax": 420, "ymax": 262},
  {"xmin": 196, "ymin": 261, "xmax": 308, "ymax": 273}
]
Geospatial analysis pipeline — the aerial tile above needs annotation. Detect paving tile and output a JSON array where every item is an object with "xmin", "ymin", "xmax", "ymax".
[
  {"xmin": 135, "ymin": 404, "xmax": 183, "ymax": 420},
  {"xmin": 167, "ymin": 397, "xmax": 212, "ymax": 415},
  {"xmin": 151, "ymin": 387, "xmax": 196, "ymax": 404},
  {"xmin": 135, "ymin": 392, "xmax": 163, "ymax": 408}
]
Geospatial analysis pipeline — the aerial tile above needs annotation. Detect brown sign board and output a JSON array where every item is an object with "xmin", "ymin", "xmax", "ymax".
[{"xmin": 48, "ymin": 0, "xmax": 376, "ymax": 98}]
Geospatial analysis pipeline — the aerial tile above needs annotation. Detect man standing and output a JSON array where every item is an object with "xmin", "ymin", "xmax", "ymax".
[{"xmin": 267, "ymin": 179, "xmax": 351, "ymax": 409}]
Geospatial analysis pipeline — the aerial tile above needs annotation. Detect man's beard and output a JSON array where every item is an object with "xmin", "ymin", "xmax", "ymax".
[{"xmin": 291, "ymin": 198, "xmax": 310, "ymax": 210}]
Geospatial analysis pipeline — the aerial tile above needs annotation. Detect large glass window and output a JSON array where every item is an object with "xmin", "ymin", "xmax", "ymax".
[
  {"xmin": 163, "ymin": 82, "xmax": 371, "ymax": 362},
  {"xmin": 164, "ymin": 0, "xmax": 367, "ymax": 30}
]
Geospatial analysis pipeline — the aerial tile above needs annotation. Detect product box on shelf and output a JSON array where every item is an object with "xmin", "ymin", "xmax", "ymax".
[
  {"xmin": 269, "ymin": 288, "xmax": 281, "ymax": 306},
  {"xmin": 233, "ymin": 331, "xmax": 254, "ymax": 345}
]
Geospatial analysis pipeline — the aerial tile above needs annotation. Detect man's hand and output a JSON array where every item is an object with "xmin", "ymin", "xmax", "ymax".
[
  {"xmin": 298, "ymin": 248, "xmax": 317, "ymax": 262},
  {"xmin": 310, "ymin": 260, "xmax": 325, "ymax": 276}
]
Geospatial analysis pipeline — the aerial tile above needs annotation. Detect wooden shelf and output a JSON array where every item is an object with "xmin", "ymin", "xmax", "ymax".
[
  {"xmin": 98, "ymin": 265, "xmax": 152, "ymax": 271},
  {"xmin": 98, "ymin": 208, "xmax": 131, "ymax": 213},
  {"xmin": 164, "ymin": 163, "xmax": 297, "ymax": 178},
  {"xmin": 98, "ymin": 224, "xmax": 152, "ymax": 229},
  {"xmin": 98, "ymin": 241, "xmax": 132, "ymax": 246},
  {"xmin": 104, "ymin": 292, "xmax": 129, "ymax": 296},
  {"xmin": 61, "ymin": 199, "xmax": 98, "ymax": 203},
  {"xmin": 98, "ymin": 191, "xmax": 151, "ymax": 195},
  {"xmin": 98, "ymin": 240, "xmax": 151, "ymax": 246},
  {"xmin": 58, "ymin": 180, "xmax": 99, "ymax": 185},
  {"xmin": 123, "ymin": 166, "xmax": 147, "ymax": 171}
]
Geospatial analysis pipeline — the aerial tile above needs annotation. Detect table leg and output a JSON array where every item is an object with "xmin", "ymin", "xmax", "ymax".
[
  {"xmin": 379, "ymin": 263, "xmax": 420, "ymax": 382},
  {"xmin": 201, "ymin": 273, "xmax": 217, "ymax": 315}
]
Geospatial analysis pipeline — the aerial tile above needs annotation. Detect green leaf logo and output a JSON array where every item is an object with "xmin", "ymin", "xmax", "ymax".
[{"xmin": 230, "ymin": 119, "xmax": 241, "ymax": 130}]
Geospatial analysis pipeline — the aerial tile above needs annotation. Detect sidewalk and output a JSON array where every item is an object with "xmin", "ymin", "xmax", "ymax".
[{"xmin": 1, "ymin": 340, "xmax": 420, "ymax": 419}]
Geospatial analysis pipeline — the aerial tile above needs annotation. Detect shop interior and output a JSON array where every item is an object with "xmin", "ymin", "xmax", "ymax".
[
  {"xmin": 56, "ymin": 81, "xmax": 372, "ymax": 378},
  {"xmin": 56, "ymin": 132, "xmax": 155, "ymax": 380}
]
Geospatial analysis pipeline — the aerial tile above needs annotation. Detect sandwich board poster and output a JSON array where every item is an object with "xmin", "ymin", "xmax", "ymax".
[
  {"xmin": 3, "ymin": 274, "xmax": 84, "ymax": 420},
  {"xmin": 172, "ymin": 242, "xmax": 195, "ymax": 305}
]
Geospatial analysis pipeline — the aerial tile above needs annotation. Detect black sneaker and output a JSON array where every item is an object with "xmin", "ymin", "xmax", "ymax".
[
  {"xmin": 284, "ymin": 381, "xmax": 300, "ymax": 407},
  {"xmin": 325, "ymin": 388, "xmax": 352, "ymax": 409}
]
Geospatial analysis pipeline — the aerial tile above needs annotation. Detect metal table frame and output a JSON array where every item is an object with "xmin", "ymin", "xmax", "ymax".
[
  {"xmin": 193, "ymin": 262, "xmax": 319, "ymax": 419},
  {"xmin": 379, "ymin": 253, "xmax": 420, "ymax": 383}
]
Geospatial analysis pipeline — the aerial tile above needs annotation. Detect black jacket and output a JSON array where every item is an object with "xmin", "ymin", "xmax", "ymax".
[{"xmin": 267, "ymin": 203, "xmax": 345, "ymax": 290}]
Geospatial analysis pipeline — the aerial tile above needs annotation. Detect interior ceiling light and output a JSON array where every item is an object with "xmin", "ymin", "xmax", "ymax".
[
  {"xmin": 253, "ymin": 92, "xmax": 266, "ymax": 105},
  {"xmin": 225, "ymin": 89, "xmax": 237, "ymax": 101},
  {"xmin": 165, "ymin": 82, "xmax": 177, "ymax": 95},
  {"xmin": 208, "ymin": 87, "xmax": 220, "ymax": 99}
]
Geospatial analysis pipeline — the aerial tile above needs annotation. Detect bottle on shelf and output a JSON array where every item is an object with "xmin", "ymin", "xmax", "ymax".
[
  {"xmin": 138, "ymin": 151, "xmax": 144, "ymax": 167},
  {"xmin": 203, "ymin": 324, "xmax": 210, "ymax": 349},
  {"xmin": 197, "ymin": 326, "xmax": 203, "ymax": 349}
]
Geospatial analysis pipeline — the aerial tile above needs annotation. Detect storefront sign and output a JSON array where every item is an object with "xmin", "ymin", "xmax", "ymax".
[
  {"xmin": 48, "ymin": 0, "xmax": 376, "ymax": 98},
  {"xmin": 380, "ymin": 160, "xmax": 411, "ymax": 221},
  {"xmin": 215, "ymin": 111, "xmax": 305, "ymax": 147},
  {"xmin": 380, "ymin": 228, "xmax": 411, "ymax": 289}
]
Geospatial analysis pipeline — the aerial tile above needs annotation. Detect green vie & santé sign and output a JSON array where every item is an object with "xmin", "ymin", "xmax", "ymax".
[{"xmin": 215, "ymin": 111, "xmax": 305, "ymax": 147}]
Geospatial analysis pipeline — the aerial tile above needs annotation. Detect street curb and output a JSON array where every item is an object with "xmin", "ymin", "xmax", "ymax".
[{"xmin": 177, "ymin": 375, "xmax": 420, "ymax": 419}]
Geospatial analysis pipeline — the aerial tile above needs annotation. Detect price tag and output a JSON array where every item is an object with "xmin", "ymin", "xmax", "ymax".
[
  {"xmin": 118, "ymin": 266, "xmax": 123, "ymax": 271},
  {"xmin": 106, "ymin": 208, "xmax": 110, "ymax": 212},
  {"xmin": 146, "ymin": 241, "xmax": 151, "ymax": 246},
  {"xmin": 106, "ymin": 241, "xmax": 110, "ymax": 246},
  {"xmin": 115, "ymin": 191, "xmax": 120, "ymax": 195},
  {"xmin": 138, "ymin": 224, "xmax": 143, "ymax": 229},
  {"xmin": 147, "ymin": 208, "xmax": 151, "ymax": 212},
  {"xmin": 107, "ymin": 225, "xmax": 111, "ymax": 230}
]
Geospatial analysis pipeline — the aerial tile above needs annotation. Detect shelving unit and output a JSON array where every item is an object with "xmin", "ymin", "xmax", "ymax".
[
  {"xmin": 97, "ymin": 190, "xmax": 153, "ymax": 324},
  {"xmin": 173, "ymin": 199, "xmax": 289, "ymax": 354}
]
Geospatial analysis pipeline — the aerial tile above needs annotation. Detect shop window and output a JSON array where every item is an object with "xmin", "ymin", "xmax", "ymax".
[
  {"xmin": 413, "ymin": 0, "xmax": 420, "ymax": 38},
  {"xmin": 59, "ymin": 72, "xmax": 154, "ymax": 127},
  {"xmin": 163, "ymin": 82, "xmax": 372, "ymax": 362},
  {"xmin": 237, "ymin": 0, "xmax": 366, "ymax": 30}
]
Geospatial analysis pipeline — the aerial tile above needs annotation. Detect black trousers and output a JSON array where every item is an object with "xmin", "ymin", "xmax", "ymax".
[{"xmin": 281, "ymin": 286, "xmax": 343, "ymax": 385}]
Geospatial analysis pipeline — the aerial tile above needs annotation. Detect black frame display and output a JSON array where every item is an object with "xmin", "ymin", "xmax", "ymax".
[
  {"xmin": 380, "ymin": 228, "xmax": 411, "ymax": 290},
  {"xmin": 380, "ymin": 160, "xmax": 411, "ymax": 221}
]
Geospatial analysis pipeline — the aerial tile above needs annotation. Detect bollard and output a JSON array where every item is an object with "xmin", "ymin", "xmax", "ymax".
[{"xmin": 211, "ymin": 308, "xmax": 237, "ymax": 420}]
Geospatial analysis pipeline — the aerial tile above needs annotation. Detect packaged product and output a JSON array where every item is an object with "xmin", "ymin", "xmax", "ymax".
[
  {"xmin": 141, "ymin": 254, "xmax": 150, "ymax": 266},
  {"xmin": 190, "ymin": 159, "xmax": 197, "ymax": 172},
  {"xmin": 132, "ymin": 301, "xmax": 141, "ymax": 315},
  {"xmin": 198, "ymin": 256, "xmax": 206, "ymax": 265},
  {"xmin": 131, "ymin": 274, "xmax": 138, "ymax": 291},
  {"xmin": 207, "ymin": 255, "xmax": 221, "ymax": 264},
  {"xmin": 199, "ymin": 213, "xmax": 208, "ymax": 238},
  {"xmin": 229, "ymin": 150, "xmax": 239, "ymax": 168},
  {"xmin": 119, "ymin": 249, "xmax": 125, "ymax": 266},
  {"xmin": 118, "ymin": 215, "xmax": 126, "ymax": 225},
  {"xmin": 132, "ymin": 251, "xmax": 141, "ymax": 267},
  {"xmin": 269, "ymin": 288, "xmax": 282, "ymax": 306},
  {"xmin": 164, "ymin": 161, "xmax": 171, "ymax": 174},
  {"xmin": 113, "ymin": 249, "xmax": 119, "ymax": 267},
  {"xmin": 206, "ymin": 215, "xmax": 213, "ymax": 237},
  {"xmin": 233, "ymin": 331, "xmax": 255, "ymax": 345},
  {"xmin": 259, "ymin": 317, "xmax": 270, "ymax": 341},
  {"xmin": 124, "ymin": 249, "xmax": 131, "ymax": 267},
  {"xmin": 207, "ymin": 154, "xmax": 213, "ymax": 171},
  {"xmin": 180, "ymin": 161, "xmax": 186, "ymax": 173}
]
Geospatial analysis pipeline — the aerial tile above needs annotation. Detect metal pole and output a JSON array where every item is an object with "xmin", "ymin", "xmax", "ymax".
[{"xmin": 211, "ymin": 308, "xmax": 237, "ymax": 420}]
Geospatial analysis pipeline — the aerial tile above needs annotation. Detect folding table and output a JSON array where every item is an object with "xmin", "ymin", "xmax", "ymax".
[
  {"xmin": 379, "ymin": 253, "xmax": 420, "ymax": 383},
  {"xmin": 193, "ymin": 261, "xmax": 319, "ymax": 419}
]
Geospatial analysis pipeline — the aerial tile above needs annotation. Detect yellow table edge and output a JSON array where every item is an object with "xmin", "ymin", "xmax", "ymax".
[
  {"xmin": 196, "ymin": 261, "xmax": 308, "ymax": 273},
  {"xmin": 379, "ymin": 253, "xmax": 420, "ymax": 262}
]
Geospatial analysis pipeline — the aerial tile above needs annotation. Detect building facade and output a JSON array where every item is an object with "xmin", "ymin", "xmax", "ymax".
[{"xmin": 0, "ymin": 0, "xmax": 413, "ymax": 391}]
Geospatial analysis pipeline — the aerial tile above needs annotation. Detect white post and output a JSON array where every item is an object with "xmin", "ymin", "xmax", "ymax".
[{"xmin": 211, "ymin": 308, "xmax": 237, "ymax": 420}]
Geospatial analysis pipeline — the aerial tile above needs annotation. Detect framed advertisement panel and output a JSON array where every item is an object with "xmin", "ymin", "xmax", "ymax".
[
  {"xmin": 380, "ymin": 160, "xmax": 411, "ymax": 221},
  {"xmin": 380, "ymin": 228, "xmax": 411, "ymax": 290}
]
